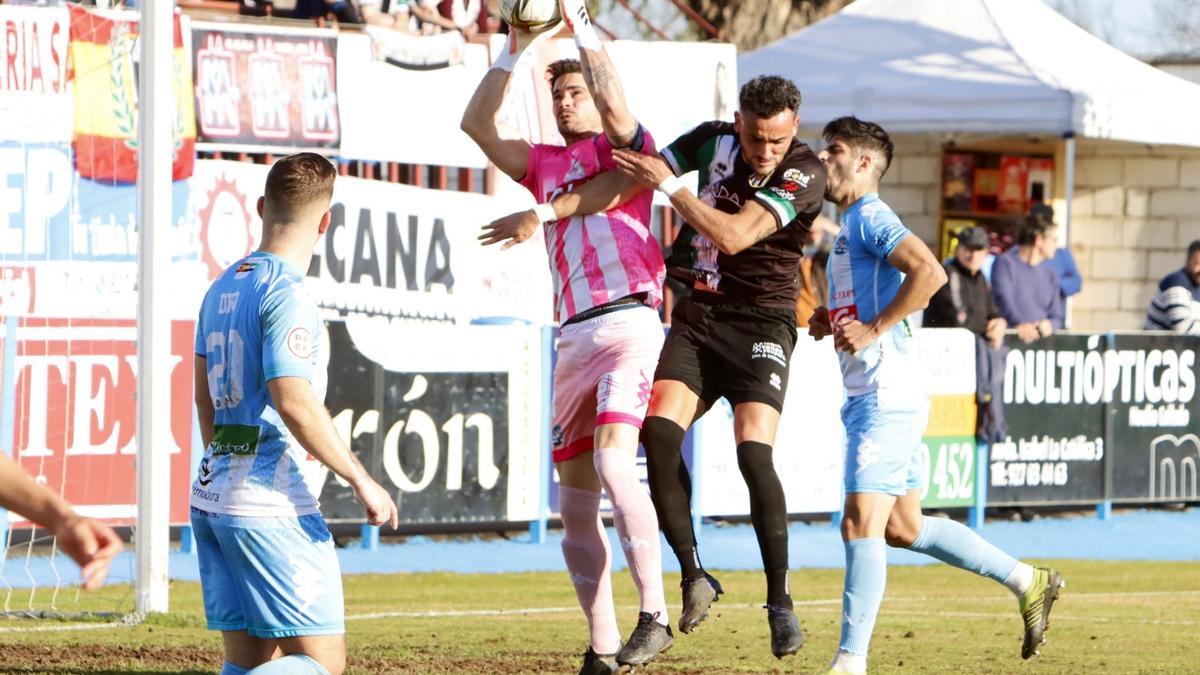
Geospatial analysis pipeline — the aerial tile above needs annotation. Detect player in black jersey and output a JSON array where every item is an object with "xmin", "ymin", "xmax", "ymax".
[{"xmin": 612, "ymin": 75, "xmax": 826, "ymax": 659}]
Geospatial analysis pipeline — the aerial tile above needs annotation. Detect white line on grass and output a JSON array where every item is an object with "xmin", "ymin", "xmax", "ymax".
[{"xmin": 0, "ymin": 589, "xmax": 1194, "ymax": 633}]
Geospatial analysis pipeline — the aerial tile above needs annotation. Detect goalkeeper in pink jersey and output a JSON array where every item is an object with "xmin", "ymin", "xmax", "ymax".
[{"xmin": 460, "ymin": 1, "xmax": 670, "ymax": 673}]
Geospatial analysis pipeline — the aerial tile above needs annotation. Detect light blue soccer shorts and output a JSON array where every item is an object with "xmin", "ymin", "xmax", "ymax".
[
  {"xmin": 190, "ymin": 507, "xmax": 345, "ymax": 638},
  {"xmin": 841, "ymin": 389, "xmax": 930, "ymax": 496}
]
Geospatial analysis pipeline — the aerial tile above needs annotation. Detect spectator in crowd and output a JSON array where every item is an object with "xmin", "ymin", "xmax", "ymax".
[
  {"xmin": 794, "ymin": 214, "xmax": 836, "ymax": 328},
  {"xmin": 991, "ymin": 215, "xmax": 1062, "ymax": 343},
  {"xmin": 1146, "ymin": 241, "xmax": 1200, "ymax": 333},
  {"xmin": 359, "ymin": 0, "xmax": 419, "ymax": 32},
  {"xmin": 438, "ymin": 0, "xmax": 490, "ymax": 36},
  {"xmin": 1156, "ymin": 239, "xmax": 1200, "ymax": 301},
  {"xmin": 924, "ymin": 225, "xmax": 1007, "ymax": 347},
  {"xmin": 1029, "ymin": 203, "xmax": 1082, "ymax": 305},
  {"xmin": 1145, "ymin": 285, "xmax": 1200, "ymax": 334},
  {"xmin": 241, "ymin": 0, "xmax": 362, "ymax": 23}
]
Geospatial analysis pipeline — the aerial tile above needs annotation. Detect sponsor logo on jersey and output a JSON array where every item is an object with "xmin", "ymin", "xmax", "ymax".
[
  {"xmin": 834, "ymin": 236, "xmax": 849, "ymax": 255},
  {"xmin": 782, "ymin": 168, "xmax": 813, "ymax": 187},
  {"xmin": 287, "ymin": 326, "xmax": 313, "ymax": 359},
  {"xmin": 769, "ymin": 186, "xmax": 795, "ymax": 201},
  {"xmin": 210, "ymin": 423, "xmax": 261, "ymax": 456},
  {"xmin": 552, "ymin": 424, "xmax": 565, "ymax": 448},
  {"xmin": 769, "ymin": 372, "xmax": 782, "ymax": 391},
  {"xmin": 830, "ymin": 304, "xmax": 859, "ymax": 324}
]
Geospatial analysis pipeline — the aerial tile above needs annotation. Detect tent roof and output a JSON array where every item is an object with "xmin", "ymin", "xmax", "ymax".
[{"xmin": 739, "ymin": 0, "xmax": 1200, "ymax": 148}]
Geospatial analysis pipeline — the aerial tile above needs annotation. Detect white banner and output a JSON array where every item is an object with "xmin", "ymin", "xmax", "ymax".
[
  {"xmin": 694, "ymin": 335, "xmax": 846, "ymax": 516},
  {"xmin": 192, "ymin": 159, "xmax": 553, "ymax": 325},
  {"xmin": 337, "ymin": 32, "xmax": 491, "ymax": 168},
  {"xmin": 0, "ymin": 4, "xmax": 71, "ymax": 143}
]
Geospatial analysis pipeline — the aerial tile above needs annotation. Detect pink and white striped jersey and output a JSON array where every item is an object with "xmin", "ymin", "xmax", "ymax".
[{"xmin": 520, "ymin": 130, "xmax": 665, "ymax": 324}]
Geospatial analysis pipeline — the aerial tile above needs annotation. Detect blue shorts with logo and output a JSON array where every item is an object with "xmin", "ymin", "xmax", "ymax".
[
  {"xmin": 841, "ymin": 389, "xmax": 930, "ymax": 496},
  {"xmin": 190, "ymin": 507, "xmax": 345, "ymax": 638}
]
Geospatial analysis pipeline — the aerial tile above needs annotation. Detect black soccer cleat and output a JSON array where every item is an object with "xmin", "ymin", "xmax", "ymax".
[
  {"xmin": 765, "ymin": 603, "xmax": 803, "ymax": 658},
  {"xmin": 678, "ymin": 573, "xmax": 724, "ymax": 633},
  {"xmin": 617, "ymin": 611, "xmax": 674, "ymax": 667},
  {"xmin": 578, "ymin": 644, "xmax": 620, "ymax": 675}
]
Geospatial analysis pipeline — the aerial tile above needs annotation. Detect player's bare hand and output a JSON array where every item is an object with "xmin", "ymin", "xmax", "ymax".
[
  {"xmin": 613, "ymin": 149, "xmax": 672, "ymax": 190},
  {"xmin": 833, "ymin": 318, "xmax": 880, "ymax": 354},
  {"xmin": 1015, "ymin": 322, "xmax": 1040, "ymax": 344},
  {"xmin": 808, "ymin": 306, "xmax": 832, "ymax": 341},
  {"xmin": 354, "ymin": 478, "xmax": 399, "ymax": 530},
  {"xmin": 480, "ymin": 210, "xmax": 540, "ymax": 249},
  {"xmin": 53, "ymin": 514, "xmax": 123, "ymax": 591}
]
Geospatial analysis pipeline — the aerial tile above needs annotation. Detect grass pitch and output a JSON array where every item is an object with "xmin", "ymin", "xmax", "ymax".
[{"xmin": 0, "ymin": 560, "xmax": 1194, "ymax": 673}]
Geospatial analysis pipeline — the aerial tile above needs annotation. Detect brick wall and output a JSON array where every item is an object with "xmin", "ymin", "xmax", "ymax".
[
  {"xmin": 872, "ymin": 136, "xmax": 1200, "ymax": 332},
  {"xmin": 1068, "ymin": 141, "xmax": 1200, "ymax": 330}
]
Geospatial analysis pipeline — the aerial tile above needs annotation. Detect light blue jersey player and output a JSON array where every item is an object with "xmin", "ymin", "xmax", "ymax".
[
  {"xmin": 192, "ymin": 153, "xmax": 398, "ymax": 675},
  {"xmin": 809, "ymin": 118, "xmax": 1063, "ymax": 675}
]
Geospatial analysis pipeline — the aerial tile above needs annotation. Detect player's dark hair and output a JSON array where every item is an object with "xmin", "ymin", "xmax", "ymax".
[
  {"xmin": 1188, "ymin": 239, "xmax": 1200, "ymax": 257},
  {"xmin": 1016, "ymin": 214, "xmax": 1055, "ymax": 246},
  {"xmin": 822, "ymin": 116, "xmax": 894, "ymax": 178},
  {"xmin": 264, "ymin": 152, "xmax": 336, "ymax": 217},
  {"xmin": 738, "ymin": 75, "xmax": 801, "ymax": 118},
  {"xmin": 546, "ymin": 58, "xmax": 582, "ymax": 90}
]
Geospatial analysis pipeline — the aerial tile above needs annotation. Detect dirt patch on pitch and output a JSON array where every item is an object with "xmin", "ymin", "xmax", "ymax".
[{"xmin": 0, "ymin": 643, "xmax": 220, "ymax": 673}]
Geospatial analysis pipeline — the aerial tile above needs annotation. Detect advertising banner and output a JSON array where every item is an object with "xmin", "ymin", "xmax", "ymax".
[
  {"xmin": 337, "ymin": 32, "xmax": 488, "ymax": 168},
  {"xmin": 316, "ymin": 320, "xmax": 544, "ymax": 524},
  {"xmin": 1105, "ymin": 333, "xmax": 1199, "ymax": 503},
  {"xmin": 0, "ymin": 4, "xmax": 72, "ymax": 144},
  {"xmin": 0, "ymin": 319, "xmax": 195, "ymax": 526},
  {"xmin": 192, "ymin": 22, "xmax": 339, "ymax": 150},
  {"xmin": 192, "ymin": 160, "xmax": 552, "ymax": 324},
  {"xmin": 991, "ymin": 333, "xmax": 1110, "ymax": 505},
  {"xmin": 918, "ymin": 327, "xmax": 977, "ymax": 508}
]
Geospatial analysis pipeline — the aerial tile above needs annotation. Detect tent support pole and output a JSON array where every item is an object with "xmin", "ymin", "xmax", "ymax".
[{"xmin": 1063, "ymin": 131, "xmax": 1076, "ymax": 328}]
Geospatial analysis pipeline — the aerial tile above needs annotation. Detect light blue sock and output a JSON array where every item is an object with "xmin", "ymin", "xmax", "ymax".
[
  {"xmin": 220, "ymin": 663, "xmax": 249, "ymax": 675},
  {"xmin": 247, "ymin": 654, "xmax": 331, "ymax": 675},
  {"xmin": 840, "ymin": 537, "xmax": 887, "ymax": 656},
  {"xmin": 907, "ymin": 516, "xmax": 1018, "ymax": 584}
]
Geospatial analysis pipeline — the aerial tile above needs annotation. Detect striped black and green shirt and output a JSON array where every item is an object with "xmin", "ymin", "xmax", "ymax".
[{"xmin": 661, "ymin": 121, "xmax": 826, "ymax": 309}]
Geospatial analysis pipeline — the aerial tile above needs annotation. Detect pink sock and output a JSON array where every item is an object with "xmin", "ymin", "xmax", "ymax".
[
  {"xmin": 559, "ymin": 484, "xmax": 621, "ymax": 654},
  {"xmin": 594, "ymin": 447, "xmax": 669, "ymax": 625}
]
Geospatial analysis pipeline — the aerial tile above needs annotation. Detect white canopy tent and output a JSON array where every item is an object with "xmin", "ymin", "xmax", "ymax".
[{"xmin": 739, "ymin": 0, "xmax": 1200, "ymax": 239}]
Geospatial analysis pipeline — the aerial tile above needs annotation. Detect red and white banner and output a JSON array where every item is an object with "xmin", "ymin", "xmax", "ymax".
[
  {"xmin": 1, "ymin": 319, "xmax": 195, "ymax": 526},
  {"xmin": 0, "ymin": 4, "xmax": 71, "ymax": 143}
]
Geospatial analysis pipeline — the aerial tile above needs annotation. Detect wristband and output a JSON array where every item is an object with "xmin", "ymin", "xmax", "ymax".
[
  {"xmin": 573, "ymin": 26, "xmax": 601, "ymax": 51},
  {"xmin": 532, "ymin": 203, "xmax": 557, "ymax": 223},
  {"xmin": 656, "ymin": 174, "xmax": 689, "ymax": 196}
]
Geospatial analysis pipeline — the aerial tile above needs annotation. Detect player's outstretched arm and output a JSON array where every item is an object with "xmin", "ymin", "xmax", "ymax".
[
  {"xmin": 560, "ymin": 0, "xmax": 637, "ymax": 146},
  {"xmin": 480, "ymin": 170, "xmax": 646, "ymax": 249},
  {"xmin": 461, "ymin": 22, "xmax": 564, "ymax": 182},
  {"xmin": 613, "ymin": 148, "xmax": 777, "ymax": 255},
  {"xmin": 268, "ymin": 377, "xmax": 400, "ymax": 529},
  {"xmin": 0, "ymin": 453, "xmax": 123, "ymax": 590}
]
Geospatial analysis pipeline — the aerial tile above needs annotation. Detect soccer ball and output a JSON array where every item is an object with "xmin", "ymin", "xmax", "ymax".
[{"xmin": 499, "ymin": 0, "xmax": 561, "ymax": 31}]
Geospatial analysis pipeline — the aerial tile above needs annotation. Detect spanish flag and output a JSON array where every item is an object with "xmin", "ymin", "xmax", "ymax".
[{"xmin": 69, "ymin": 5, "xmax": 196, "ymax": 184}]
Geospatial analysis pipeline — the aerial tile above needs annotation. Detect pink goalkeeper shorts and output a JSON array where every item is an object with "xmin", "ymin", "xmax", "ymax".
[{"xmin": 551, "ymin": 304, "xmax": 664, "ymax": 464}]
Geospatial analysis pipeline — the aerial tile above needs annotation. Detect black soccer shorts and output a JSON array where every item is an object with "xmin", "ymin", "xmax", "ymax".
[{"xmin": 654, "ymin": 296, "xmax": 798, "ymax": 412}]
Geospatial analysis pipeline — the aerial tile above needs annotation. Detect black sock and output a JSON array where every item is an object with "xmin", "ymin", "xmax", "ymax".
[
  {"xmin": 641, "ymin": 416, "xmax": 705, "ymax": 580},
  {"xmin": 737, "ymin": 441, "xmax": 792, "ymax": 609}
]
